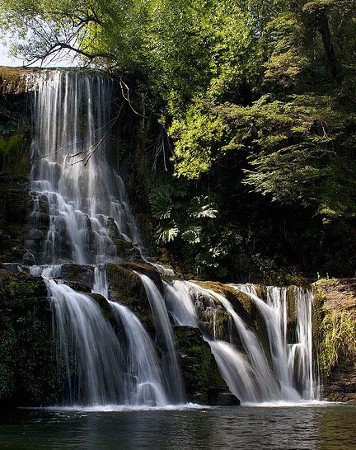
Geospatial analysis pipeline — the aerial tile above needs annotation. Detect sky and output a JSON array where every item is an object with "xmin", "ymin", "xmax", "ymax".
[
  {"xmin": 0, "ymin": 42, "xmax": 23, "ymax": 66},
  {"xmin": 0, "ymin": 41, "xmax": 74, "ymax": 67}
]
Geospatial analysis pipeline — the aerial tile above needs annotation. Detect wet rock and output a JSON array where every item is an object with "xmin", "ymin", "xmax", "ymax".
[
  {"xmin": 23, "ymin": 251, "xmax": 35, "ymax": 265},
  {"xmin": 58, "ymin": 264, "xmax": 95, "ymax": 290},
  {"xmin": 207, "ymin": 388, "xmax": 240, "ymax": 406},
  {"xmin": 119, "ymin": 262, "xmax": 164, "ymax": 293},
  {"xmin": 174, "ymin": 326, "xmax": 238, "ymax": 405},
  {"xmin": 106, "ymin": 263, "xmax": 154, "ymax": 335},
  {"xmin": 0, "ymin": 267, "xmax": 60, "ymax": 407},
  {"xmin": 0, "ymin": 176, "xmax": 32, "ymax": 263},
  {"xmin": 28, "ymin": 229, "xmax": 44, "ymax": 240}
]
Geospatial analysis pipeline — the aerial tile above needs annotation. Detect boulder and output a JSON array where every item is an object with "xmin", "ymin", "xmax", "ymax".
[
  {"xmin": 174, "ymin": 326, "xmax": 240, "ymax": 405},
  {"xmin": 106, "ymin": 263, "xmax": 155, "ymax": 335}
]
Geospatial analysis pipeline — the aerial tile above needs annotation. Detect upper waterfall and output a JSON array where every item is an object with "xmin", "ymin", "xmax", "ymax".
[{"xmin": 27, "ymin": 70, "xmax": 141, "ymax": 265}]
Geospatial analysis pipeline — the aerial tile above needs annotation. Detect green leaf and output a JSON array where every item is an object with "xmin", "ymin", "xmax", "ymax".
[
  {"xmin": 149, "ymin": 187, "xmax": 173, "ymax": 220},
  {"xmin": 156, "ymin": 224, "xmax": 179, "ymax": 244},
  {"xmin": 188, "ymin": 196, "xmax": 218, "ymax": 219}
]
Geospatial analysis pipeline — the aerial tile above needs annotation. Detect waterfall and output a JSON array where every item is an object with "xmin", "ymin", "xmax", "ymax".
[
  {"xmin": 208, "ymin": 341, "xmax": 260, "ymax": 403},
  {"xmin": 109, "ymin": 302, "xmax": 169, "ymax": 406},
  {"xmin": 202, "ymin": 288, "xmax": 281, "ymax": 401},
  {"xmin": 163, "ymin": 280, "xmax": 198, "ymax": 327},
  {"xmin": 26, "ymin": 70, "xmax": 173, "ymax": 407},
  {"xmin": 136, "ymin": 273, "xmax": 185, "ymax": 404},
  {"xmin": 28, "ymin": 70, "xmax": 141, "ymax": 265},
  {"xmin": 25, "ymin": 69, "xmax": 320, "ymax": 408},
  {"xmin": 47, "ymin": 279, "xmax": 125, "ymax": 405},
  {"xmin": 231, "ymin": 284, "xmax": 319, "ymax": 401},
  {"xmin": 292, "ymin": 288, "xmax": 320, "ymax": 400},
  {"xmin": 162, "ymin": 279, "xmax": 319, "ymax": 403}
]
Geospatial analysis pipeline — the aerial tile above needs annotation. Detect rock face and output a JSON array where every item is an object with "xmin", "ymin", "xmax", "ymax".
[
  {"xmin": 0, "ymin": 68, "xmax": 33, "ymax": 265},
  {"xmin": 0, "ymin": 176, "xmax": 32, "ymax": 264},
  {"xmin": 0, "ymin": 268, "xmax": 60, "ymax": 407},
  {"xmin": 314, "ymin": 278, "xmax": 356, "ymax": 403},
  {"xmin": 174, "ymin": 326, "xmax": 240, "ymax": 405},
  {"xmin": 106, "ymin": 263, "xmax": 155, "ymax": 334}
]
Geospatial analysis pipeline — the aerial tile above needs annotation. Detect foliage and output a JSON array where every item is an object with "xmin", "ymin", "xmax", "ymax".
[
  {"xmin": 320, "ymin": 310, "xmax": 356, "ymax": 377},
  {"xmin": 1, "ymin": 0, "xmax": 355, "ymax": 279}
]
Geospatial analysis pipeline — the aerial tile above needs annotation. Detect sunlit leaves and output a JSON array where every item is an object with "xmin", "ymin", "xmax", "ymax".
[{"xmin": 188, "ymin": 196, "xmax": 218, "ymax": 219}]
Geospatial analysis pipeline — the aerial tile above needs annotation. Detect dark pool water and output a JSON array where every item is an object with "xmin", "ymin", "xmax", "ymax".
[{"xmin": 1, "ymin": 403, "xmax": 355, "ymax": 449}]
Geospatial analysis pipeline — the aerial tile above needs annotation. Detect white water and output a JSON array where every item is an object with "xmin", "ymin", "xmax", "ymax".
[
  {"xmin": 47, "ymin": 280, "xmax": 125, "ymax": 405},
  {"xmin": 109, "ymin": 302, "xmax": 169, "ymax": 406},
  {"xmin": 208, "ymin": 340, "xmax": 260, "ymax": 403},
  {"xmin": 28, "ymin": 70, "xmax": 140, "ymax": 265},
  {"xmin": 27, "ymin": 70, "xmax": 175, "ymax": 407},
  {"xmin": 204, "ymin": 288, "xmax": 281, "ymax": 401},
  {"xmin": 163, "ymin": 280, "xmax": 198, "ymax": 327},
  {"xmin": 232, "ymin": 284, "xmax": 319, "ymax": 401},
  {"xmin": 26, "ymin": 69, "xmax": 320, "ymax": 408},
  {"xmin": 161, "ymin": 278, "xmax": 319, "ymax": 403},
  {"xmin": 136, "ymin": 273, "xmax": 185, "ymax": 404}
]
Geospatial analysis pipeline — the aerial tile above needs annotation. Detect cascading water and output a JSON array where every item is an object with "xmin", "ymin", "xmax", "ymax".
[
  {"xmin": 109, "ymin": 302, "xmax": 169, "ymax": 406},
  {"xmin": 231, "ymin": 284, "xmax": 319, "ymax": 401},
  {"xmin": 28, "ymin": 70, "xmax": 140, "ymax": 265},
  {"xmin": 27, "ymin": 70, "xmax": 174, "ymax": 407},
  {"xmin": 136, "ymin": 273, "xmax": 185, "ymax": 404},
  {"xmin": 162, "ymin": 280, "xmax": 320, "ymax": 403},
  {"xmin": 163, "ymin": 280, "xmax": 198, "ymax": 327},
  {"xmin": 205, "ymin": 289, "xmax": 281, "ymax": 401},
  {"xmin": 48, "ymin": 279, "xmax": 126, "ymax": 405},
  {"xmin": 25, "ymin": 68, "xmax": 320, "ymax": 408}
]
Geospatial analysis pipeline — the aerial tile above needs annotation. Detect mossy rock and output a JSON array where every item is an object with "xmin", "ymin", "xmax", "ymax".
[
  {"xmin": 312, "ymin": 278, "xmax": 356, "ymax": 402},
  {"xmin": 87, "ymin": 293, "xmax": 115, "ymax": 322},
  {"xmin": 57, "ymin": 264, "xmax": 95, "ymax": 290},
  {"xmin": 106, "ymin": 263, "xmax": 155, "ymax": 335},
  {"xmin": 0, "ymin": 269, "xmax": 47, "ymax": 303},
  {"xmin": 0, "ymin": 176, "xmax": 32, "ymax": 263},
  {"xmin": 119, "ymin": 262, "xmax": 164, "ymax": 293},
  {"xmin": 174, "ymin": 326, "xmax": 239, "ymax": 405},
  {"xmin": 0, "ymin": 268, "xmax": 60, "ymax": 407},
  {"xmin": 188, "ymin": 282, "xmax": 230, "ymax": 340}
]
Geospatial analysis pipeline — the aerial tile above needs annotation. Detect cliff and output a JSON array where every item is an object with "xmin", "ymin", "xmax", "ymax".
[
  {"xmin": 0, "ymin": 67, "xmax": 355, "ymax": 406},
  {"xmin": 314, "ymin": 279, "xmax": 356, "ymax": 403}
]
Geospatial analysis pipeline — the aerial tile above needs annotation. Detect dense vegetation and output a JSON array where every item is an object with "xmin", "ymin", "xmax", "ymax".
[{"xmin": 0, "ymin": 0, "xmax": 355, "ymax": 281}]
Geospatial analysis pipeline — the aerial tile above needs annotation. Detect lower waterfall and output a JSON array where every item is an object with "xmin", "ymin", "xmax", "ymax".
[
  {"xmin": 109, "ymin": 302, "xmax": 168, "ymax": 406},
  {"xmin": 137, "ymin": 274, "xmax": 185, "ymax": 404},
  {"xmin": 47, "ymin": 279, "xmax": 125, "ymax": 405},
  {"xmin": 24, "ymin": 69, "xmax": 320, "ymax": 408}
]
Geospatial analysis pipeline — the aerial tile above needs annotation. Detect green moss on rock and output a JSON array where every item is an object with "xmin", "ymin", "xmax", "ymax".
[
  {"xmin": 174, "ymin": 326, "xmax": 239, "ymax": 405},
  {"xmin": 313, "ymin": 278, "xmax": 356, "ymax": 402},
  {"xmin": 0, "ymin": 268, "xmax": 61, "ymax": 407},
  {"xmin": 106, "ymin": 263, "xmax": 155, "ymax": 335}
]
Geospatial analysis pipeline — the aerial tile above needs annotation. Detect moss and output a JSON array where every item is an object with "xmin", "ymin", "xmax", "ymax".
[
  {"xmin": 0, "ymin": 316, "xmax": 17, "ymax": 402},
  {"xmin": 0, "ymin": 269, "xmax": 61, "ymax": 406},
  {"xmin": 319, "ymin": 310, "xmax": 356, "ymax": 378},
  {"xmin": 106, "ymin": 263, "xmax": 155, "ymax": 335},
  {"xmin": 58, "ymin": 264, "xmax": 94, "ymax": 290},
  {"xmin": 0, "ymin": 270, "xmax": 47, "ymax": 302},
  {"xmin": 174, "ymin": 326, "xmax": 228, "ymax": 403},
  {"xmin": 88, "ymin": 293, "xmax": 114, "ymax": 321},
  {"xmin": 15, "ymin": 304, "xmax": 60, "ymax": 406}
]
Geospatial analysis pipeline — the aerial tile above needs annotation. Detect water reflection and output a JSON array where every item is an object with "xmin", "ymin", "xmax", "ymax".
[{"xmin": 0, "ymin": 405, "xmax": 355, "ymax": 449}]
